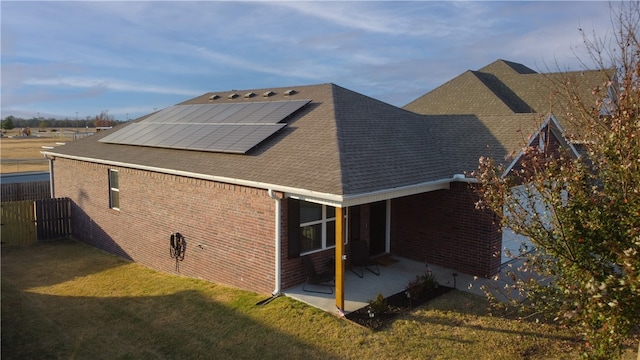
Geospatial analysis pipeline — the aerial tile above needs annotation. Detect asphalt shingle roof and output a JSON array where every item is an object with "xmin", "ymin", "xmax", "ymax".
[
  {"xmin": 421, "ymin": 113, "xmax": 545, "ymax": 173},
  {"xmin": 404, "ymin": 59, "xmax": 611, "ymax": 166},
  {"xmin": 48, "ymin": 83, "xmax": 454, "ymax": 197},
  {"xmin": 405, "ymin": 59, "xmax": 608, "ymax": 120},
  {"xmin": 47, "ymin": 60, "xmax": 607, "ymax": 197}
]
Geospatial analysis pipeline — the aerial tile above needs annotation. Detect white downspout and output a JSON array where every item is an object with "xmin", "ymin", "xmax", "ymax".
[
  {"xmin": 47, "ymin": 157, "xmax": 54, "ymax": 198},
  {"xmin": 268, "ymin": 189, "xmax": 282, "ymax": 296}
]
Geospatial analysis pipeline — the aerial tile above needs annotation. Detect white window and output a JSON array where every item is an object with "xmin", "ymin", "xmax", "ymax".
[
  {"xmin": 109, "ymin": 169, "xmax": 119, "ymax": 210},
  {"xmin": 299, "ymin": 201, "xmax": 346, "ymax": 254}
]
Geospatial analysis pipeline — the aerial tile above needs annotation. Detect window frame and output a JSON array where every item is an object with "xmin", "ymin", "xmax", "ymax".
[
  {"xmin": 108, "ymin": 169, "xmax": 120, "ymax": 210},
  {"xmin": 299, "ymin": 201, "xmax": 347, "ymax": 255}
]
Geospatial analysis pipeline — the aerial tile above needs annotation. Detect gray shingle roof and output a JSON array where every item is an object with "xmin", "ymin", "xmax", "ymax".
[
  {"xmin": 47, "ymin": 83, "xmax": 455, "ymax": 197},
  {"xmin": 421, "ymin": 113, "xmax": 546, "ymax": 173},
  {"xmin": 404, "ymin": 59, "xmax": 611, "ymax": 167},
  {"xmin": 404, "ymin": 70, "xmax": 517, "ymax": 115},
  {"xmin": 404, "ymin": 59, "xmax": 609, "ymax": 125}
]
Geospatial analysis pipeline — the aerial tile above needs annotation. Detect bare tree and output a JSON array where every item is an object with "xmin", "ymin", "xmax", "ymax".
[{"xmin": 93, "ymin": 111, "xmax": 114, "ymax": 128}]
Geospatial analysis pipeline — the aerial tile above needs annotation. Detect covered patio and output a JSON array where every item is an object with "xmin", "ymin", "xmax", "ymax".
[{"xmin": 283, "ymin": 256, "xmax": 496, "ymax": 316}]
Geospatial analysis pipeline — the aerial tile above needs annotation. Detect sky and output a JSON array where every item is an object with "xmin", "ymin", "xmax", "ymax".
[{"xmin": 1, "ymin": 1, "xmax": 615, "ymax": 121}]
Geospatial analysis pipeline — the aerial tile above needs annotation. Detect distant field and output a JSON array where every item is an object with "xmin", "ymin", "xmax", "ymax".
[{"xmin": 0, "ymin": 128, "xmax": 96, "ymax": 174}]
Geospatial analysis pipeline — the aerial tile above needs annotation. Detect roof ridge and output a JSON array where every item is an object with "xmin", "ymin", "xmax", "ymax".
[
  {"xmin": 331, "ymin": 85, "xmax": 456, "ymax": 193},
  {"xmin": 479, "ymin": 59, "xmax": 538, "ymax": 75},
  {"xmin": 472, "ymin": 71, "xmax": 533, "ymax": 113},
  {"xmin": 403, "ymin": 70, "xmax": 476, "ymax": 109}
]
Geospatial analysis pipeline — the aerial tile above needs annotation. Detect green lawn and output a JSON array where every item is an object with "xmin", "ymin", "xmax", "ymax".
[{"xmin": 1, "ymin": 239, "xmax": 627, "ymax": 359}]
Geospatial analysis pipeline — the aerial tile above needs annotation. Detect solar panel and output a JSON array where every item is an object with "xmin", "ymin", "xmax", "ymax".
[{"xmin": 100, "ymin": 99, "xmax": 309, "ymax": 154}]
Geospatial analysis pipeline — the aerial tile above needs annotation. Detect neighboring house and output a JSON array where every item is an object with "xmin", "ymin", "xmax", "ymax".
[
  {"xmin": 42, "ymin": 60, "xmax": 609, "ymax": 299},
  {"xmin": 404, "ymin": 59, "xmax": 610, "ymax": 263}
]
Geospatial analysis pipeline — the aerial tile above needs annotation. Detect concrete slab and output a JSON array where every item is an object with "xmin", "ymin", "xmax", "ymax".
[{"xmin": 283, "ymin": 255, "xmax": 532, "ymax": 316}]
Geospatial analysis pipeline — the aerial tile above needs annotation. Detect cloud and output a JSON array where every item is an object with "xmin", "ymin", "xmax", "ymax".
[
  {"xmin": 270, "ymin": 1, "xmax": 491, "ymax": 37},
  {"xmin": 23, "ymin": 77, "xmax": 202, "ymax": 97},
  {"xmin": 1, "ymin": 0, "xmax": 617, "ymax": 121},
  {"xmin": 183, "ymin": 43, "xmax": 345, "ymax": 82}
]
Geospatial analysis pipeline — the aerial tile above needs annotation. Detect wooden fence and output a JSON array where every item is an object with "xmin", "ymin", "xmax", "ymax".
[
  {"xmin": 1, "ymin": 198, "xmax": 71, "ymax": 245},
  {"xmin": 1, "ymin": 181, "xmax": 51, "ymax": 202},
  {"xmin": 1, "ymin": 201, "xmax": 37, "ymax": 245}
]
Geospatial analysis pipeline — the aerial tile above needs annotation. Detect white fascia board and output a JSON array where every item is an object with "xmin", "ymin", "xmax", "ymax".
[
  {"xmin": 291, "ymin": 179, "xmax": 453, "ymax": 208},
  {"xmin": 503, "ymin": 115, "xmax": 552, "ymax": 177},
  {"xmin": 42, "ymin": 151, "xmax": 474, "ymax": 207},
  {"xmin": 502, "ymin": 113, "xmax": 579, "ymax": 178},
  {"xmin": 42, "ymin": 151, "xmax": 344, "ymax": 201},
  {"xmin": 547, "ymin": 115, "xmax": 580, "ymax": 158}
]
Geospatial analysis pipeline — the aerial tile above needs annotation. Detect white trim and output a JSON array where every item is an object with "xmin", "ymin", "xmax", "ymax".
[
  {"xmin": 299, "ymin": 203, "xmax": 336, "ymax": 251},
  {"xmin": 298, "ymin": 202, "xmax": 349, "ymax": 255},
  {"xmin": 108, "ymin": 169, "xmax": 120, "ymax": 210},
  {"xmin": 42, "ymin": 151, "xmax": 476, "ymax": 206},
  {"xmin": 502, "ymin": 114, "xmax": 580, "ymax": 178},
  {"xmin": 288, "ymin": 180, "xmax": 457, "ymax": 207}
]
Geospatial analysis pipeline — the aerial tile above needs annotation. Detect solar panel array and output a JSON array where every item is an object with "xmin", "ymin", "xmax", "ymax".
[{"xmin": 100, "ymin": 99, "xmax": 310, "ymax": 154}]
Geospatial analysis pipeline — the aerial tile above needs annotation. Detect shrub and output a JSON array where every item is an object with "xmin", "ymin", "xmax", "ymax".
[
  {"xmin": 405, "ymin": 275, "xmax": 425, "ymax": 300},
  {"xmin": 367, "ymin": 293, "xmax": 387, "ymax": 315},
  {"xmin": 421, "ymin": 272, "xmax": 438, "ymax": 290}
]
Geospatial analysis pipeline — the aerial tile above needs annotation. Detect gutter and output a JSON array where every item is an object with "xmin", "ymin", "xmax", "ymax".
[{"xmin": 42, "ymin": 151, "xmax": 478, "ymax": 207}]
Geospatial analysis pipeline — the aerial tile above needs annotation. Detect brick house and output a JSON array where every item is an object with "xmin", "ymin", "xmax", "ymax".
[
  {"xmin": 404, "ymin": 59, "xmax": 610, "ymax": 262},
  {"xmin": 43, "ymin": 60, "xmax": 608, "ymax": 299},
  {"xmin": 44, "ymin": 82, "xmax": 499, "ymax": 298}
]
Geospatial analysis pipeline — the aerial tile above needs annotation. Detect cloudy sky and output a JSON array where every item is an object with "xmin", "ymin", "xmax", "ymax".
[{"xmin": 1, "ymin": 1, "xmax": 614, "ymax": 121}]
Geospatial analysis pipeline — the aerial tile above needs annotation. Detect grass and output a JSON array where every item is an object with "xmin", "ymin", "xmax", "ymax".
[
  {"xmin": 0, "ymin": 128, "xmax": 93, "ymax": 173},
  {"xmin": 2, "ymin": 240, "xmax": 636, "ymax": 359}
]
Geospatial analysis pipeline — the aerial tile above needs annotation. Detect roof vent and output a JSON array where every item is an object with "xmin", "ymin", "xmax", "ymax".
[
  {"xmin": 209, "ymin": 94, "xmax": 220, "ymax": 101},
  {"xmin": 228, "ymin": 93, "xmax": 239, "ymax": 99},
  {"xmin": 244, "ymin": 92, "xmax": 256, "ymax": 98},
  {"xmin": 263, "ymin": 91, "xmax": 275, "ymax": 97},
  {"xmin": 284, "ymin": 89, "xmax": 297, "ymax": 96}
]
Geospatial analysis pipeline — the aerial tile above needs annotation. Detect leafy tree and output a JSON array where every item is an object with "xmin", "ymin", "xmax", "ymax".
[
  {"xmin": 2, "ymin": 116, "xmax": 15, "ymax": 131},
  {"xmin": 475, "ymin": 2, "xmax": 639, "ymax": 359}
]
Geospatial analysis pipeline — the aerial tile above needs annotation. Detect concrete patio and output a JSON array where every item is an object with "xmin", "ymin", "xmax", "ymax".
[{"xmin": 283, "ymin": 255, "xmax": 521, "ymax": 317}]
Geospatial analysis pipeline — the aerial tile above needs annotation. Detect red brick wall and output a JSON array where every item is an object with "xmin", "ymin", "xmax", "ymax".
[
  {"xmin": 53, "ymin": 158, "xmax": 278, "ymax": 294},
  {"xmin": 390, "ymin": 182, "xmax": 501, "ymax": 278},
  {"xmin": 52, "ymin": 158, "xmax": 502, "ymax": 293}
]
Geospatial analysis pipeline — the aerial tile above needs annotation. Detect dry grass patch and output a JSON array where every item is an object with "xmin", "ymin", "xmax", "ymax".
[
  {"xmin": 1, "ymin": 129, "xmax": 91, "ymax": 173},
  {"xmin": 1, "ymin": 137, "xmax": 62, "ymax": 158},
  {"xmin": 1, "ymin": 138, "xmax": 57, "ymax": 173},
  {"xmin": 5, "ymin": 240, "xmax": 632, "ymax": 359}
]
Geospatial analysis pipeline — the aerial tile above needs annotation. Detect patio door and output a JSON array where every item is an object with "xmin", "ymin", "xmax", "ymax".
[{"xmin": 369, "ymin": 201, "xmax": 386, "ymax": 256}]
